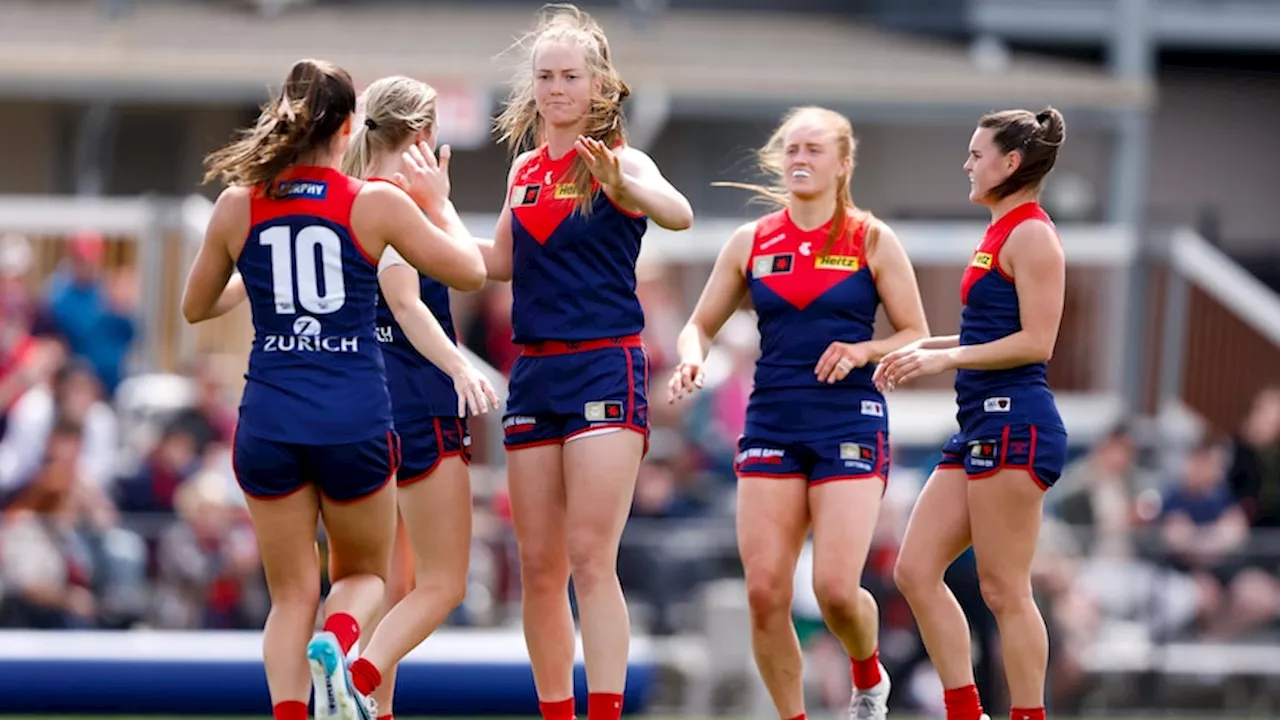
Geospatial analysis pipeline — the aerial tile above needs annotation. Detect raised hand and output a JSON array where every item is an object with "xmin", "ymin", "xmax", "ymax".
[
  {"xmin": 573, "ymin": 136, "xmax": 625, "ymax": 192},
  {"xmin": 393, "ymin": 141, "xmax": 452, "ymax": 218}
]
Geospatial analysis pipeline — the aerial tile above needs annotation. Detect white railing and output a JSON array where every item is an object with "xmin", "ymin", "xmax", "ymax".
[{"xmin": 0, "ymin": 192, "xmax": 1175, "ymax": 449}]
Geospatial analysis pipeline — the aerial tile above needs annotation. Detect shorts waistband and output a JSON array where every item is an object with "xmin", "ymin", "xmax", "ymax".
[{"xmin": 519, "ymin": 334, "xmax": 644, "ymax": 357}]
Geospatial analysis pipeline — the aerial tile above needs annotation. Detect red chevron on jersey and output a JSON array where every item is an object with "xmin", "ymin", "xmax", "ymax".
[
  {"xmin": 510, "ymin": 147, "xmax": 581, "ymax": 246},
  {"xmin": 749, "ymin": 209, "xmax": 869, "ymax": 312}
]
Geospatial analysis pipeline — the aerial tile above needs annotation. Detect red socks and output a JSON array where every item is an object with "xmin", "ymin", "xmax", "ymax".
[
  {"xmin": 944, "ymin": 684, "xmax": 985, "ymax": 720},
  {"xmin": 850, "ymin": 649, "xmax": 882, "ymax": 690},
  {"xmin": 349, "ymin": 657, "xmax": 382, "ymax": 696},
  {"xmin": 272, "ymin": 701, "xmax": 308, "ymax": 720},
  {"xmin": 539, "ymin": 697, "xmax": 576, "ymax": 720},
  {"xmin": 784, "ymin": 715, "xmax": 806, "ymax": 720},
  {"xmin": 377, "ymin": 715, "xmax": 394, "ymax": 720},
  {"xmin": 538, "ymin": 692, "xmax": 623, "ymax": 720},
  {"xmin": 587, "ymin": 693, "xmax": 623, "ymax": 720},
  {"xmin": 1011, "ymin": 708, "xmax": 1045, "ymax": 720},
  {"xmin": 323, "ymin": 612, "xmax": 360, "ymax": 655}
]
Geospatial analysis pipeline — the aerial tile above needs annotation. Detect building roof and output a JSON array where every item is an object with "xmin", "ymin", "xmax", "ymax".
[{"xmin": 0, "ymin": 1, "xmax": 1153, "ymax": 114}]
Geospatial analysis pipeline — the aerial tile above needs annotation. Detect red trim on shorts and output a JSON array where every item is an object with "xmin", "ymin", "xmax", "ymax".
[
  {"xmin": 519, "ymin": 334, "xmax": 644, "ymax": 356},
  {"xmin": 400, "ymin": 419, "xmax": 470, "ymax": 486},
  {"xmin": 241, "ymin": 482, "xmax": 312, "ymax": 502},
  {"xmin": 504, "ymin": 438, "xmax": 564, "ymax": 452},
  {"xmin": 1028, "ymin": 424, "xmax": 1039, "ymax": 474},
  {"xmin": 624, "ymin": 348, "xmax": 636, "ymax": 427},
  {"xmin": 399, "ymin": 451, "xmax": 468, "ymax": 487},
  {"xmin": 563, "ymin": 423, "xmax": 649, "ymax": 444},
  {"xmin": 965, "ymin": 424, "xmax": 1052, "ymax": 491},
  {"xmin": 875, "ymin": 430, "xmax": 887, "ymax": 477},
  {"xmin": 641, "ymin": 346, "xmax": 651, "ymax": 397},
  {"xmin": 735, "ymin": 473, "xmax": 808, "ymax": 481},
  {"xmin": 810, "ymin": 473, "xmax": 886, "ymax": 486}
]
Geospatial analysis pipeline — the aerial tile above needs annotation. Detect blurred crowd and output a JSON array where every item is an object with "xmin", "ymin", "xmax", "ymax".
[{"xmin": 0, "ymin": 233, "xmax": 1277, "ymax": 714}]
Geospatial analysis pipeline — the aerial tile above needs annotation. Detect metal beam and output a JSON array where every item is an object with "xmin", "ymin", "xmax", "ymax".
[
  {"xmin": 969, "ymin": 0, "xmax": 1280, "ymax": 49},
  {"xmin": 1109, "ymin": 0, "xmax": 1158, "ymax": 414},
  {"xmin": 670, "ymin": 96, "xmax": 1125, "ymax": 128}
]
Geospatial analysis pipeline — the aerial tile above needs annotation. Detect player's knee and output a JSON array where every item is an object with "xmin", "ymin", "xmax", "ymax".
[
  {"xmin": 386, "ymin": 570, "xmax": 416, "ymax": 604},
  {"xmin": 415, "ymin": 564, "xmax": 469, "ymax": 611},
  {"xmin": 813, "ymin": 574, "xmax": 869, "ymax": 625},
  {"xmin": 892, "ymin": 552, "xmax": 940, "ymax": 600},
  {"xmin": 271, "ymin": 581, "xmax": 321, "ymax": 619},
  {"xmin": 744, "ymin": 569, "xmax": 793, "ymax": 624},
  {"xmin": 566, "ymin": 536, "xmax": 618, "ymax": 592},
  {"xmin": 519, "ymin": 545, "xmax": 571, "ymax": 595},
  {"xmin": 976, "ymin": 570, "xmax": 1033, "ymax": 616}
]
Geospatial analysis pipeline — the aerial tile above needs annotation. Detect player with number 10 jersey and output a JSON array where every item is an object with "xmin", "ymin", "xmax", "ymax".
[
  {"xmin": 182, "ymin": 59, "xmax": 486, "ymax": 720},
  {"xmin": 236, "ymin": 172, "xmax": 395, "ymax": 467}
]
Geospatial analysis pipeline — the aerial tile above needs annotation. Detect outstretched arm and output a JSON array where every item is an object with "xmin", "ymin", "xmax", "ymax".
[
  {"xmin": 182, "ymin": 188, "xmax": 247, "ymax": 324},
  {"xmin": 670, "ymin": 223, "xmax": 754, "ymax": 401}
]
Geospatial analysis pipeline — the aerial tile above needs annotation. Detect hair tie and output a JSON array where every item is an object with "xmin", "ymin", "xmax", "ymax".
[{"xmin": 365, "ymin": 117, "xmax": 377, "ymax": 130}]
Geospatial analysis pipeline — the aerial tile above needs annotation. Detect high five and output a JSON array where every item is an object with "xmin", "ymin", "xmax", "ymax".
[{"xmin": 482, "ymin": 5, "xmax": 693, "ymax": 720}]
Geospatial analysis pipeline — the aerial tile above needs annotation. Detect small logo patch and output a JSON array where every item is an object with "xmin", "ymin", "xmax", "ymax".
[
  {"xmin": 513, "ymin": 184, "xmax": 541, "ymax": 207},
  {"xmin": 584, "ymin": 401, "xmax": 624, "ymax": 422},
  {"xmin": 968, "ymin": 440, "xmax": 1000, "ymax": 468},
  {"xmin": 840, "ymin": 442, "xmax": 874, "ymax": 461},
  {"xmin": 983, "ymin": 396, "xmax": 1012, "ymax": 413},
  {"xmin": 553, "ymin": 183, "xmax": 579, "ymax": 200},
  {"xmin": 752, "ymin": 253, "xmax": 794, "ymax": 277},
  {"xmin": 860, "ymin": 400, "xmax": 884, "ymax": 417},
  {"xmin": 971, "ymin": 251, "xmax": 993, "ymax": 269}
]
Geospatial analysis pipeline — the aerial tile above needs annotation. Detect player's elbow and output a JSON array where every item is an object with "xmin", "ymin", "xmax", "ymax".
[
  {"xmin": 456, "ymin": 258, "xmax": 488, "ymax": 292},
  {"xmin": 181, "ymin": 296, "xmax": 207, "ymax": 325},
  {"xmin": 658, "ymin": 204, "xmax": 694, "ymax": 232},
  {"xmin": 486, "ymin": 259, "xmax": 513, "ymax": 282},
  {"xmin": 1027, "ymin": 336, "xmax": 1055, "ymax": 364}
]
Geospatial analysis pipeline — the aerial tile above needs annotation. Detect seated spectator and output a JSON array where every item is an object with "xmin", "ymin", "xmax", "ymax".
[
  {"xmin": 1228, "ymin": 386, "xmax": 1280, "ymax": 528},
  {"xmin": 114, "ymin": 423, "xmax": 200, "ymax": 522},
  {"xmin": 1161, "ymin": 437, "xmax": 1280, "ymax": 639},
  {"xmin": 152, "ymin": 470, "xmax": 265, "ymax": 629},
  {"xmin": 0, "ymin": 420, "xmax": 98, "ymax": 628},
  {"xmin": 0, "ymin": 358, "xmax": 118, "ymax": 507}
]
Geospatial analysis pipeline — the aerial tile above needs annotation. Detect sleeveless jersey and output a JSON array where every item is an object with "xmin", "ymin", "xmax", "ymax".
[
  {"xmin": 508, "ymin": 145, "xmax": 648, "ymax": 343},
  {"xmin": 374, "ymin": 245, "xmax": 460, "ymax": 421},
  {"xmin": 745, "ymin": 209, "xmax": 885, "ymax": 441},
  {"xmin": 955, "ymin": 201, "xmax": 1063, "ymax": 429},
  {"xmin": 237, "ymin": 166, "xmax": 392, "ymax": 444}
]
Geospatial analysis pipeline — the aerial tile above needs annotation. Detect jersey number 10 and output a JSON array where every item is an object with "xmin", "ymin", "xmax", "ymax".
[{"xmin": 260, "ymin": 225, "xmax": 347, "ymax": 315}]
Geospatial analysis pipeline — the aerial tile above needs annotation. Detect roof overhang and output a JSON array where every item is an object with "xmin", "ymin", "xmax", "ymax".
[{"xmin": 0, "ymin": 1, "xmax": 1154, "ymax": 119}]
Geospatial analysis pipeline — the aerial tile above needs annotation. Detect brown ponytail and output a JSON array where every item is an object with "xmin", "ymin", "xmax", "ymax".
[{"xmin": 203, "ymin": 58, "xmax": 357, "ymax": 198}]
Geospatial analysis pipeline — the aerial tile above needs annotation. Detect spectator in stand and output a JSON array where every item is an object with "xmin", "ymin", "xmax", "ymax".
[
  {"xmin": 0, "ymin": 358, "xmax": 118, "ymax": 509},
  {"xmin": 0, "ymin": 233, "xmax": 63, "ymax": 438},
  {"xmin": 114, "ymin": 423, "xmax": 200, "ymax": 520},
  {"xmin": 153, "ymin": 469, "xmax": 265, "ymax": 629},
  {"xmin": 1160, "ymin": 437, "xmax": 1280, "ymax": 639},
  {"xmin": 44, "ymin": 230, "xmax": 137, "ymax": 395},
  {"xmin": 1228, "ymin": 387, "xmax": 1280, "ymax": 529},
  {"xmin": 0, "ymin": 419, "xmax": 98, "ymax": 628}
]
